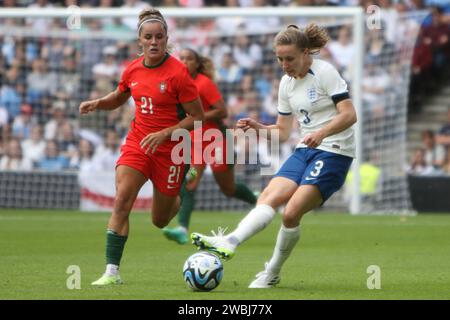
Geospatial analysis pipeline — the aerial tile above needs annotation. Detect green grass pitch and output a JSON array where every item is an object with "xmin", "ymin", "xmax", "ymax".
[{"xmin": 0, "ymin": 209, "xmax": 449, "ymax": 300}]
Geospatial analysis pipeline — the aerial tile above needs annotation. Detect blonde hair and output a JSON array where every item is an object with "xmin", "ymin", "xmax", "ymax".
[
  {"xmin": 273, "ymin": 23, "xmax": 329, "ymax": 53},
  {"xmin": 137, "ymin": 8, "xmax": 168, "ymax": 35}
]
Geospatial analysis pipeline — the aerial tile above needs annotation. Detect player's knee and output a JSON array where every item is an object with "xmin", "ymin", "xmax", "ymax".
[
  {"xmin": 282, "ymin": 209, "xmax": 302, "ymax": 228},
  {"xmin": 256, "ymin": 188, "xmax": 270, "ymax": 202},
  {"xmin": 257, "ymin": 188, "xmax": 281, "ymax": 208},
  {"xmin": 114, "ymin": 193, "xmax": 134, "ymax": 212},
  {"xmin": 152, "ymin": 216, "xmax": 170, "ymax": 229}
]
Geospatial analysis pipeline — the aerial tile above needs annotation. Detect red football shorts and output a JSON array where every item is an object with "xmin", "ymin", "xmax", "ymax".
[
  {"xmin": 116, "ymin": 133, "xmax": 185, "ymax": 196},
  {"xmin": 191, "ymin": 132, "xmax": 229, "ymax": 173}
]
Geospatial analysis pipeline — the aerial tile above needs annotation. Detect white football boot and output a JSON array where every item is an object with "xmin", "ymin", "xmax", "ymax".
[{"xmin": 248, "ymin": 262, "xmax": 280, "ymax": 288}]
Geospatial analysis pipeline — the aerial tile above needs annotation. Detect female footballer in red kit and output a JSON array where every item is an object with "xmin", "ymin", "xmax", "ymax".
[
  {"xmin": 163, "ymin": 48, "xmax": 257, "ymax": 245},
  {"xmin": 79, "ymin": 8, "xmax": 204, "ymax": 285}
]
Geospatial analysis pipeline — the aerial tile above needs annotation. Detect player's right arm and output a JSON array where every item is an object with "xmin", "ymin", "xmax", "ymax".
[
  {"xmin": 236, "ymin": 113, "xmax": 294, "ymax": 143},
  {"xmin": 79, "ymin": 88, "xmax": 131, "ymax": 115}
]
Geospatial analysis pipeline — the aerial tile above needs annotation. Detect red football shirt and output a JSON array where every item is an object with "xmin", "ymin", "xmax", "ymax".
[
  {"xmin": 118, "ymin": 53, "xmax": 199, "ymax": 153},
  {"xmin": 192, "ymin": 73, "xmax": 223, "ymax": 132}
]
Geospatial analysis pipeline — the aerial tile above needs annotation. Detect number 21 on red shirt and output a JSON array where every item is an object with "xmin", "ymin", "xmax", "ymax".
[{"xmin": 141, "ymin": 97, "xmax": 153, "ymax": 114}]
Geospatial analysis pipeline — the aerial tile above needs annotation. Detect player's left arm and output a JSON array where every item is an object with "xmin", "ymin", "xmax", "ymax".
[
  {"xmin": 140, "ymin": 98, "xmax": 204, "ymax": 154},
  {"xmin": 302, "ymin": 99, "xmax": 357, "ymax": 148},
  {"xmin": 205, "ymin": 99, "xmax": 227, "ymax": 122},
  {"xmin": 203, "ymin": 80, "xmax": 227, "ymax": 122}
]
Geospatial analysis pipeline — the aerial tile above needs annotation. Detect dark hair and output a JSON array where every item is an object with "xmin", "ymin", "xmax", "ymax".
[
  {"xmin": 183, "ymin": 48, "xmax": 216, "ymax": 81},
  {"xmin": 137, "ymin": 8, "xmax": 168, "ymax": 35},
  {"xmin": 422, "ymin": 129, "xmax": 435, "ymax": 139},
  {"xmin": 79, "ymin": 139, "xmax": 95, "ymax": 158},
  {"xmin": 274, "ymin": 23, "xmax": 330, "ymax": 53}
]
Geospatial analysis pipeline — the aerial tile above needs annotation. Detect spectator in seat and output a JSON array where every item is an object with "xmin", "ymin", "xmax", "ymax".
[
  {"xmin": 69, "ymin": 138, "xmax": 96, "ymax": 172},
  {"xmin": 327, "ymin": 25, "xmax": 354, "ymax": 74},
  {"xmin": 91, "ymin": 130, "xmax": 121, "ymax": 172},
  {"xmin": 362, "ymin": 60, "xmax": 391, "ymax": 121},
  {"xmin": 51, "ymin": 51, "xmax": 81, "ymax": 111},
  {"xmin": 36, "ymin": 139, "xmax": 69, "ymax": 171},
  {"xmin": 0, "ymin": 68, "xmax": 23, "ymax": 121},
  {"xmin": 11, "ymin": 104, "xmax": 37, "ymax": 140},
  {"xmin": 232, "ymin": 32, "xmax": 263, "ymax": 71},
  {"xmin": 407, "ymin": 148, "xmax": 435, "ymax": 175},
  {"xmin": 216, "ymin": 52, "xmax": 244, "ymax": 85},
  {"xmin": 436, "ymin": 108, "xmax": 450, "ymax": 148},
  {"xmin": 422, "ymin": 6, "xmax": 449, "ymax": 76},
  {"xmin": 227, "ymin": 73, "xmax": 254, "ymax": 122},
  {"xmin": 21, "ymin": 124, "xmax": 46, "ymax": 165},
  {"xmin": 441, "ymin": 147, "xmax": 450, "ymax": 175},
  {"xmin": 120, "ymin": 0, "xmax": 150, "ymax": 31},
  {"xmin": 0, "ymin": 137, "xmax": 33, "ymax": 171},
  {"xmin": 366, "ymin": 27, "xmax": 395, "ymax": 67},
  {"xmin": 44, "ymin": 100, "xmax": 68, "ymax": 141},
  {"xmin": 262, "ymin": 78, "xmax": 281, "ymax": 125},
  {"xmin": 255, "ymin": 65, "xmax": 275, "ymax": 100},
  {"xmin": 92, "ymin": 45, "xmax": 121, "ymax": 80},
  {"xmin": 26, "ymin": 58, "xmax": 57, "ymax": 112},
  {"xmin": 422, "ymin": 129, "xmax": 446, "ymax": 170},
  {"xmin": 41, "ymin": 38, "xmax": 66, "ymax": 72},
  {"xmin": 57, "ymin": 121, "xmax": 79, "ymax": 160}
]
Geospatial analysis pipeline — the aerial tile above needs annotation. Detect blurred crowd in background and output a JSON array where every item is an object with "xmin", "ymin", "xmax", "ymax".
[
  {"xmin": 0, "ymin": 0, "xmax": 449, "ymax": 176},
  {"xmin": 407, "ymin": 109, "xmax": 450, "ymax": 175}
]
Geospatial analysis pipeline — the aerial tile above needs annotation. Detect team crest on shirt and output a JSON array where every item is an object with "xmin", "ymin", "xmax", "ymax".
[
  {"xmin": 159, "ymin": 81, "xmax": 167, "ymax": 93},
  {"xmin": 307, "ymin": 87, "xmax": 317, "ymax": 101}
]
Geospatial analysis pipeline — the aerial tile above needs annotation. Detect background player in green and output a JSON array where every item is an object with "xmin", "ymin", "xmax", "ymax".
[
  {"xmin": 162, "ymin": 48, "xmax": 257, "ymax": 245},
  {"xmin": 79, "ymin": 8, "xmax": 204, "ymax": 285}
]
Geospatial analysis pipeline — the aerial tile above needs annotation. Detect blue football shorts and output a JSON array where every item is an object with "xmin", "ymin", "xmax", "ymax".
[{"xmin": 275, "ymin": 148, "xmax": 353, "ymax": 202}]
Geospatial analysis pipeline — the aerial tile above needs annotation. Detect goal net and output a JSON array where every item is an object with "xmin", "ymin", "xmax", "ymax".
[{"xmin": 0, "ymin": 7, "xmax": 427, "ymax": 214}]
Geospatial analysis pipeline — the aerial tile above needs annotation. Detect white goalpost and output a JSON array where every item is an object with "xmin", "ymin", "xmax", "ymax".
[{"xmin": 0, "ymin": 7, "xmax": 424, "ymax": 214}]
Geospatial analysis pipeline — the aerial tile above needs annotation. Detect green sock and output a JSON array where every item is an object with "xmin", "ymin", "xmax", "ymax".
[
  {"xmin": 106, "ymin": 229, "xmax": 128, "ymax": 266},
  {"xmin": 178, "ymin": 183, "xmax": 195, "ymax": 229},
  {"xmin": 233, "ymin": 183, "xmax": 257, "ymax": 204}
]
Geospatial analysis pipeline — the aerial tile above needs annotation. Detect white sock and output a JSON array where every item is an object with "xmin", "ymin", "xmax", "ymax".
[
  {"xmin": 228, "ymin": 204, "xmax": 276, "ymax": 245},
  {"xmin": 266, "ymin": 224, "xmax": 300, "ymax": 275},
  {"xmin": 105, "ymin": 264, "xmax": 119, "ymax": 276}
]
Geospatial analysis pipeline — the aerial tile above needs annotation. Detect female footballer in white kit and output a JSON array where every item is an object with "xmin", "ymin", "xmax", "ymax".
[{"xmin": 191, "ymin": 23, "xmax": 357, "ymax": 288}]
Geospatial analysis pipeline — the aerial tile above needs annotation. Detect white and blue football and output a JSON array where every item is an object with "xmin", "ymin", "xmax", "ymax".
[{"xmin": 183, "ymin": 251, "xmax": 223, "ymax": 291}]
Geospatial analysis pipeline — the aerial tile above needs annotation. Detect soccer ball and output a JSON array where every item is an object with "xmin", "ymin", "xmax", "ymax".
[{"xmin": 183, "ymin": 251, "xmax": 223, "ymax": 291}]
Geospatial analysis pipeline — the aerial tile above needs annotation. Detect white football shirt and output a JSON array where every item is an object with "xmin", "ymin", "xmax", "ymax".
[{"xmin": 278, "ymin": 59, "xmax": 355, "ymax": 158}]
